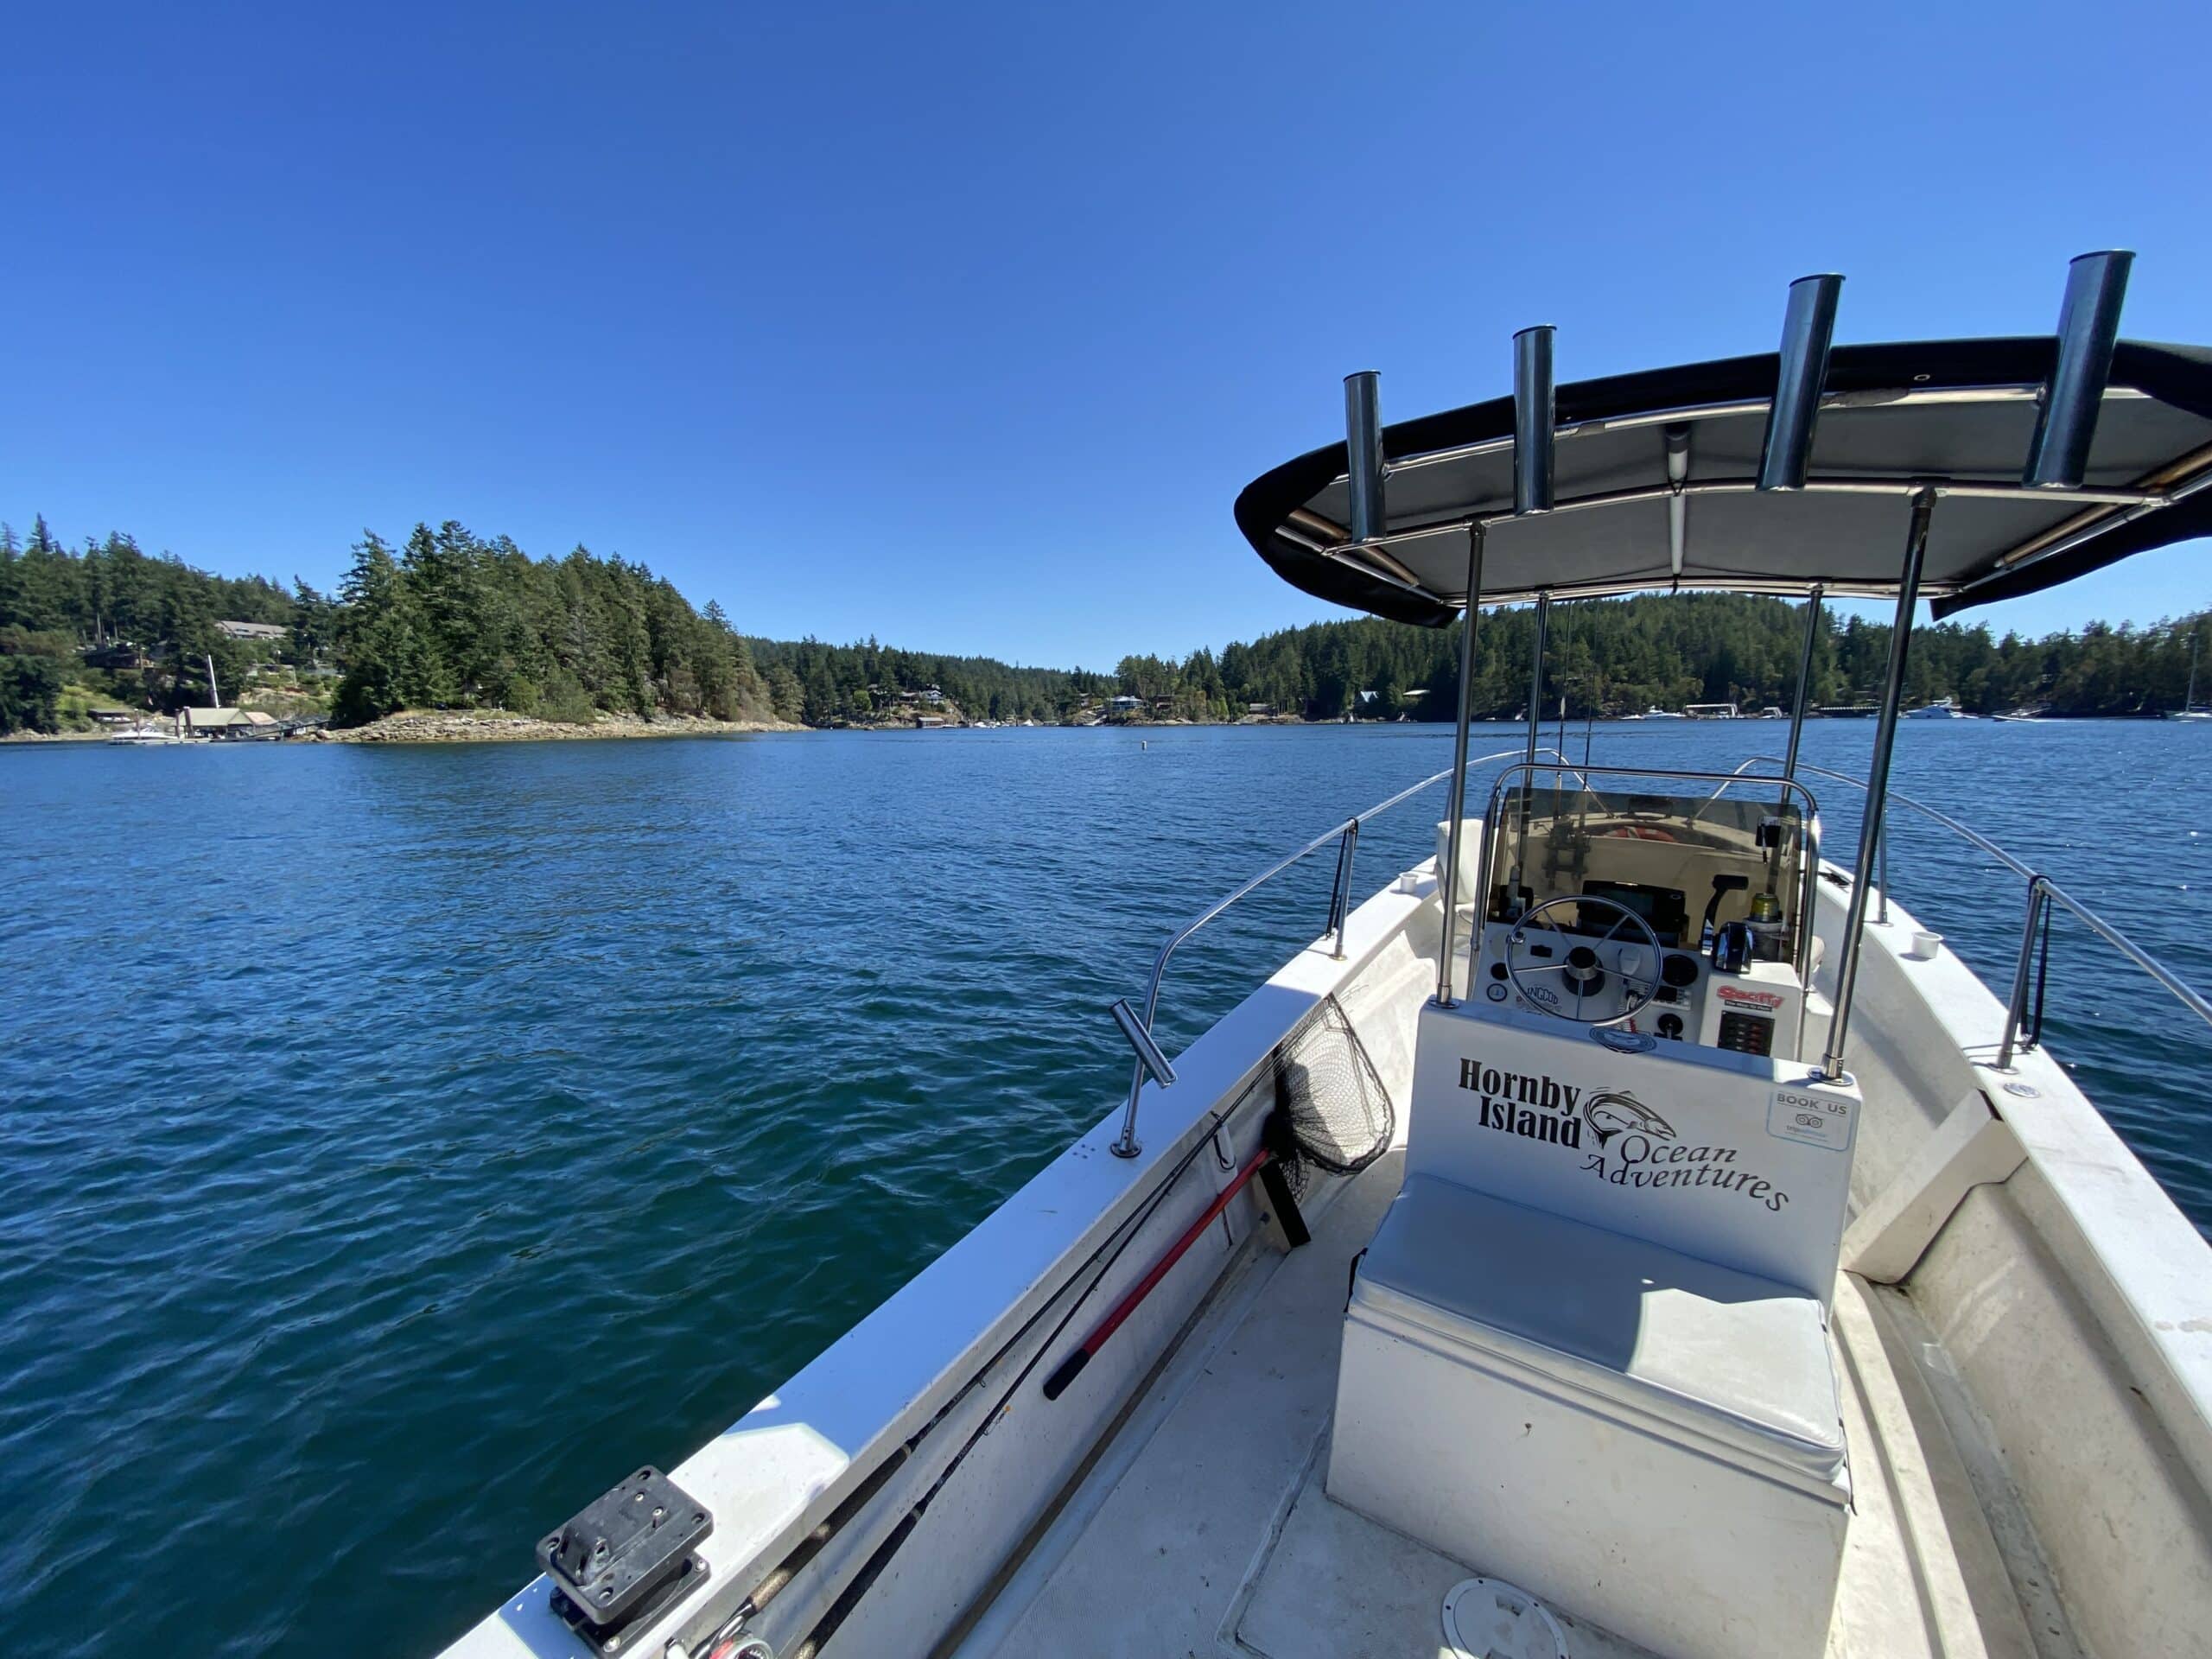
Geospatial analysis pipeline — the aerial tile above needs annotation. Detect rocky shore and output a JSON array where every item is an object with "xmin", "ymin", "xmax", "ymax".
[{"xmin": 318, "ymin": 710, "xmax": 803, "ymax": 744}]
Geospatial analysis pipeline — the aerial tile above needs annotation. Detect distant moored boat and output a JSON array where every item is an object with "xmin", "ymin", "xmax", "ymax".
[
  {"xmin": 106, "ymin": 721, "xmax": 180, "ymax": 745},
  {"xmin": 2168, "ymin": 634, "xmax": 2211, "ymax": 719}
]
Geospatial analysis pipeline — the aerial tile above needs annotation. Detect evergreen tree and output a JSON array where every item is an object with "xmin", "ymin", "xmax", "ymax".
[
  {"xmin": 1, "ymin": 507, "xmax": 2204, "ymax": 732},
  {"xmin": 334, "ymin": 533, "xmax": 428, "ymax": 722},
  {"xmin": 0, "ymin": 652, "xmax": 64, "ymax": 734}
]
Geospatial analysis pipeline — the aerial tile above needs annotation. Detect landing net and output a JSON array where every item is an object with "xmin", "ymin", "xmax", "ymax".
[{"xmin": 1231, "ymin": 993, "xmax": 1395, "ymax": 1195}]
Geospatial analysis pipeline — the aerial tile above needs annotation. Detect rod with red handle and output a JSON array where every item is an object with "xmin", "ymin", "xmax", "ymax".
[{"xmin": 1042, "ymin": 1140, "xmax": 1306, "ymax": 1402}]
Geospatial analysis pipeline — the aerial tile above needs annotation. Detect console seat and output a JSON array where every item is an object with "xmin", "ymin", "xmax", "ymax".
[{"xmin": 1330, "ymin": 1175, "xmax": 1851, "ymax": 1659}]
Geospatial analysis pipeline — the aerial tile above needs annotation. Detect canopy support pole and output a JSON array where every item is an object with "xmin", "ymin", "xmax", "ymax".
[
  {"xmin": 1507, "ymin": 592, "xmax": 1553, "ymax": 920},
  {"xmin": 1435, "ymin": 527, "xmax": 1486, "ymax": 1007},
  {"xmin": 1523, "ymin": 593, "xmax": 1550, "ymax": 766},
  {"xmin": 1823, "ymin": 490, "xmax": 1934, "ymax": 1080},
  {"xmin": 1783, "ymin": 584, "xmax": 1824, "ymax": 783}
]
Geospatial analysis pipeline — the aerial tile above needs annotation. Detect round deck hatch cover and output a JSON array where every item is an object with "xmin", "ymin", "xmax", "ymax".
[{"xmin": 1441, "ymin": 1576, "xmax": 1569, "ymax": 1659}]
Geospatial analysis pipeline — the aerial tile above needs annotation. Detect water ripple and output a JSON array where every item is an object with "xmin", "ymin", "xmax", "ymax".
[{"xmin": 1, "ymin": 721, "xmax": 2206, "ymax": 1656}]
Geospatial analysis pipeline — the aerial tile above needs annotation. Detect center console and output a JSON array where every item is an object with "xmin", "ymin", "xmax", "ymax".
[
  {"xmin": 1471, "ymin": 916, "xmax": 1807, "ymax": 1053},
  {"xmin": 1447, "ymin": 767, "xmax": 1821, "ymax": 1064},
  {"xmin": 1342, "ymin": 770, "xmax": 1854, "ymax": 1655}
]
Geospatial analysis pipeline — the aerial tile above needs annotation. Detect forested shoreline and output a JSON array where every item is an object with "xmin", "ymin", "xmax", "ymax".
[{"xmin": 1, "ymin": 514, "xmax": 2207, "ymax": 736}]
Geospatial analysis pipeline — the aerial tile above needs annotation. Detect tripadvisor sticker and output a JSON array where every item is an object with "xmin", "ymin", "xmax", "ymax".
[{"xmin": 1769, "ymin": 1084, "xmax": 1853, "ymax": 1152}]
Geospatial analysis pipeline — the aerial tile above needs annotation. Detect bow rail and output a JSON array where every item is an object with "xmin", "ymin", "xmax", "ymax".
[
  {"xmin": 1107, "ymin": 749, "xmax": 1572, "ymax": 1158},
  {"xmin": 1722, "ymin": 755, "xmax": 2212, "ymax": 1070}
]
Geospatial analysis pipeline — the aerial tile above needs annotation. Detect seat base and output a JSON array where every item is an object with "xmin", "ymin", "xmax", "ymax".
[{"xmin": 1328, "ymin": 1178, "xmax": 1850, "ymax": 1659}]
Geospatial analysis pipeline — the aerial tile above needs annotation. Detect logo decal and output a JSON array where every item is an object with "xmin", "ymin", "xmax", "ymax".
[
  {"xmin": 1454, "ymin": 1052, "xmax": 1796, "ymax": 1215},
  {"xmin": 1456, "ymin": 1057, "xmax": 1583, "ymax": 1147},
  {"xmin": 1581, "ymin": 1090, "xmax": 1675, "ymax": 1147},
  {"xmin": 1717, "ymin": 985, "xmax": 1785, "ymax": 1010}
]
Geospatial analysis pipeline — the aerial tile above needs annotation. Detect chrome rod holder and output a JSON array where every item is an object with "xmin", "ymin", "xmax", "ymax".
[
  {"xmin": 1758, "ymin": 275, "xmax": 1843, "ymax": 492},
  {"xmin": 1344, "ymin": 372, "xmax": 1386, "ymax": 542},
  {"xmin": 1332, "ymin": 820, "xmax": 1361, "ymax": 961},
  {"xmin": 2024, "ymin": 251, "xmax": 2133, "ymax": 490},
  {"xmin": 1514, "ymin": 327, "xmax": 1557, "ymax": 515},
  {"xmin": 1998, "ymin": 876, "xmax": 2050, "ymax": 1071},
  {"xmin": 1109, "ymin": 997, "xmax": 1178, "ymax": 1159}
]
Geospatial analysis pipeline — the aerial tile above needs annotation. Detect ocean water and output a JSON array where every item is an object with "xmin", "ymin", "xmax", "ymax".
[{"xmin": 3, "ymin": 721, "xmax": 2208, "ymax": 1656}]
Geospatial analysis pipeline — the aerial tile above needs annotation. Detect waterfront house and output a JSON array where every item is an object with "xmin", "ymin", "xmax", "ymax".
[
  {"xmin": 181, "ymin": 708, "xmax": 283, "ymax": 741},
  {"xmin": 216, "ymin": 620, "xmax": 290, "ymax": 644},
  {"xmin": 84, "ymin": 641, "xmax": 155, "ymax": 671}
]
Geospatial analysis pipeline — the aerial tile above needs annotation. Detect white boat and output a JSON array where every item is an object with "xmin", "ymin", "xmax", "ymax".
[
  {"xmin": 1682, "ymin": 701, "xmax": 1738, "ymax": 719},
  {"xmin": 1640, "ymin": 704, "xmax": 1685, "ymax": 719},
  {"xmin": 2170, "ymin": 634, "xmax": 2211, "ymax": 719},
  {"xmin": 1993, "ymin": 709, "xmax": 2043, "ymax": 723},
  {"xmin": 105, "ymin": 721, "xmax": 180, "ymax": 745},
  {"xmin": 440, "ymin": 254, "xmax": 2212, "ymax": 1659},
  {"xmin": 1904, "ymin": 696, "xmax": 1977, "ymax": 719}
]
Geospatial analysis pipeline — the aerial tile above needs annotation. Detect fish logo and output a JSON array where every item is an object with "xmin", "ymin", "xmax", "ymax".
[{"xmin": 1582, "ymin": 1090, "xmax": 1675, "ymax": 1147}]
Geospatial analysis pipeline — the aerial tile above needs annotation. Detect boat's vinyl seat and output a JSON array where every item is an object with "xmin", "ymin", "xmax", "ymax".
[{"xmin": 1353, "ymin": 1173, "xmax": 1847, "ymax": 1492}]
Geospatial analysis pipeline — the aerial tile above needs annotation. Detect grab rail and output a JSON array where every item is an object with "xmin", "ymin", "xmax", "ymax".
[
  {"xmin": 1108, "ymin": 749, "xmax": 1568, "ymax": 1158},
  {"xmin": 1723, "ymin": 756, "xmax": 2212, "ymax": 1069}
]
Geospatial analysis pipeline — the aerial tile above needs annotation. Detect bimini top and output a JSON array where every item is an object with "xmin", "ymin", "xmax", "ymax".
[{"xmin": 1236, "ymin": 328, "xmax": 2212, "ymax": 628}]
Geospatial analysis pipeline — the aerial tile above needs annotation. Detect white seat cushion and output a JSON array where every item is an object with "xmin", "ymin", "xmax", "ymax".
[{"xmin": 1354, "ymin": 1175, "xmax": 1846, "ymax": 1488}]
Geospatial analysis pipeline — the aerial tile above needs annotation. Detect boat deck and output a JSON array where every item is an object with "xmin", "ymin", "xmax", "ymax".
[{"xmin": 956, "ymin": 1146, "xmax": 2075, "ymax": 1659}]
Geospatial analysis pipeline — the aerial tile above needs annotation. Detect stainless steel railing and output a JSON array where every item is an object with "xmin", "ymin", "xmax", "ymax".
[
  {"xmin": 1107, "ymin": 748, "xmax": 1567, "ymax": 1158},
  {"xmin": 1724, "ymin": 755, "xmax": 2212, "ymax": 1069}
]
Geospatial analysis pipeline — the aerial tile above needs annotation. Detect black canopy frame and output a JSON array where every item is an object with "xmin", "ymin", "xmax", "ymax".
[
  {"xmin": 1237, "ymin": 254, "xmax": 2212, "ymax": 1081},
  {"xmin": 1236, "ymin": 340, "xmax": 2212, "ymax": 628}
]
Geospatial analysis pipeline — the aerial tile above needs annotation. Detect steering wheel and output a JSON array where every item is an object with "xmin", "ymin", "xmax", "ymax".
[{"xmin": 1504, "ymin": 894, "xmax": 1663, "ymax": 1028}]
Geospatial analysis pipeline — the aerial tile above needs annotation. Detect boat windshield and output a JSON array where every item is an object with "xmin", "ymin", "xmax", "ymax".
[{"xmin": 1484, "ymin": 776, "xmax": 1808, "ymax": 960}]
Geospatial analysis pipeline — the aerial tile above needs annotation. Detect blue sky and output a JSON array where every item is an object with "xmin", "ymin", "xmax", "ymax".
[{"xmin": 5, "ymin": 2, "xmax": 2209, "ymax": 668}]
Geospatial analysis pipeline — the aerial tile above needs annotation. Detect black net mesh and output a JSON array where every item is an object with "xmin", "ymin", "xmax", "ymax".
[{"xmin": 1228, "ymin": 994, "xmax": 1395, "ymax": 1195}]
